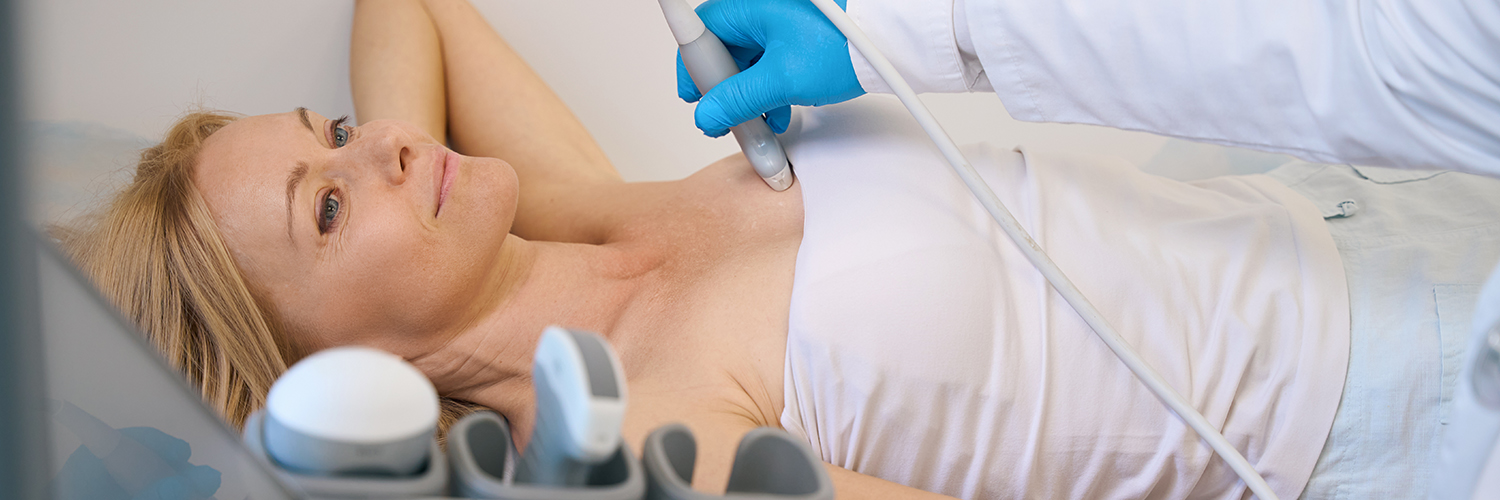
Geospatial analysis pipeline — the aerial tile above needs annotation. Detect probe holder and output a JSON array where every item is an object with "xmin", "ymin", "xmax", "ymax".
[
  {"xmin": 242, "ymin": 409, "xmax": 450, "ymax": 498},
  {"xmin": 448, "ymin": 411, "xmax": 646, "ymax": 499},
  {"xmin": 641, "ymin": 424, "xmax": 833, "ymax": 500}
]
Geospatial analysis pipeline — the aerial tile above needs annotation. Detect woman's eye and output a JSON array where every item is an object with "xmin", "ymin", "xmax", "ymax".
[
  {"xmin": 329, "ymin": 115, "xmax": 351, "ymax": 148},
  {"xmin": 318, "ymin": 192, "xmax": 341, "ymax": 234}
]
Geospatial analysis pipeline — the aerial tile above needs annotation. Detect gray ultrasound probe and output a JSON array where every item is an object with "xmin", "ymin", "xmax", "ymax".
[{"xmin": 661, "ymin": 0, "xmax": 795, "ymax": 192}]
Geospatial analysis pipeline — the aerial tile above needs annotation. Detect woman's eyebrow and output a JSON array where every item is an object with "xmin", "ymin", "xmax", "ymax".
[
  {"xmin": 286, "ymin": 107, "xmax": 319, "ymax": 244},
  {"xmin": 295, "ymin": 107, "xmax": 316, "ymax": 136},
  {"xmin": 286, "ymin": 163, "xmax": 309, "ymax": 244}
]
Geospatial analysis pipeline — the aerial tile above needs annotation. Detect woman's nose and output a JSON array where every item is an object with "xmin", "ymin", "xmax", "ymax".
[{"xmin": 359, "ymin": 121, "xmax": 417, "ymax": 184}]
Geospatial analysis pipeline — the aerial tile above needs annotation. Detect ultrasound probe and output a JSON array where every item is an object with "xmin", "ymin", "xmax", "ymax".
[
  {"xmin": 660, "ymin": 0, "xmax": 795, "ymax": 192},
  {"xmin": 515, "ymin": 326, "xmax": 629, "ymax": 487}
]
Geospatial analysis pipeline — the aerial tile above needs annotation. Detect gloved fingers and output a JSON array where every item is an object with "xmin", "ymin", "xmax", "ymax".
[
  {"xmin": 182, "ymin": 465, "xmax": 222, "ymax": 497},
  {"xmin": 131, "ymin": 476, "xmax": 190, "ymax": 500},
  {"xmin": 694, "ymin": 0, "xmax": 767, "ymax": 53},
  {"xmin": 676, "ymin": 51, "xmax": 702, "ymax": 103},
  {"xmin": 130, "ymin": 466, "xmax": 219, "ymax": 500},
  {"xmin": 120, "ymin": 427, "xmax": 191, "ymax": 465},
  {"xmin": 766, "ymin": 106, "xmax": 791, "ymax": 134},
  {"xmin": 725, "ymin": 43, "xmax": 763, "ymax": 72},
  {"xmin": 695, "ymin": 59, "xmax": 791, "ymax": 137},
  {"xmin": 53, "ymin": 447, "xmax": 129, "ymax": 500},
  {"xmin": 678, "ymin": 40, "xmax": 763, "ymax": 104}
]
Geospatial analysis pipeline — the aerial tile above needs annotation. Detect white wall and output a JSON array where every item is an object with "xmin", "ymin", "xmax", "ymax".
[
  {"xmin": 20, "ymin": 0, "xmax": 1202, "ymax": 188},
  {"xmin": 22, "ymin": 1, "xmax": 357, "ymax": 144}
]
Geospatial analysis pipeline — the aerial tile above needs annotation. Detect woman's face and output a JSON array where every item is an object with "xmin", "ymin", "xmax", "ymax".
[{"xmin": 194, "ymin": 109, "xmax": 519, "ymax": 355}]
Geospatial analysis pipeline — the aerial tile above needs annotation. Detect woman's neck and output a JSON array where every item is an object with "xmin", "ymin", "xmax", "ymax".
[{"xmin": 410, "ymin": 234, "xmax": 662, "ymax": 444}]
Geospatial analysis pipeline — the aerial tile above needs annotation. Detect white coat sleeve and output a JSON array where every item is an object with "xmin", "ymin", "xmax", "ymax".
[{"xmin": 843, "ymin": 0, "xmax": 1500, "ymax": 176}]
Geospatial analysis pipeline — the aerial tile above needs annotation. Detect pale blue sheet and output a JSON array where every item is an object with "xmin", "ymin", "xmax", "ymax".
[{"xmin": 1268, "ymin": 162, "xmax": 1500, "ymax": 499}]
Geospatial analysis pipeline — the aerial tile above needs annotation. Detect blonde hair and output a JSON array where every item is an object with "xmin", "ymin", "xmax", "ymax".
[{"xmin": 57, "ymin": 109, "xmax": 481, "ymax": 434}]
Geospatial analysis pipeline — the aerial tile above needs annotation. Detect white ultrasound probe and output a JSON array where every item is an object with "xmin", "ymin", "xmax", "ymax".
[
  {"xmin": 516, "ymin": 326, "xmax": 629, "ymax": 487},
  {"xmin": 263, "ymin": 346, "xmax": 439, "ymax": 476}
]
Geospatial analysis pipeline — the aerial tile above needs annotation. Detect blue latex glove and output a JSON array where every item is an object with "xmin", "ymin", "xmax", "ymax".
[
  {"xmin": 52, "ymin": 426, "xmax": 223, "ymax": 500},
  {"xmin": 676, "ymin": 0, "xmax": 864, "ymax": 137}
]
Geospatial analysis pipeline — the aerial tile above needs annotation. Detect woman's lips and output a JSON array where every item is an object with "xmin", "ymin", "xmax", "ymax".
[{"xmin": 436, "ymin": 149, "xmax": 459, "ymax": 217}]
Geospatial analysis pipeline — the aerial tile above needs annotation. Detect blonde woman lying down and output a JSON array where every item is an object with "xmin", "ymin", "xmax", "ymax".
[{"xmin": 58, "ymin": 0, "xmax": 1500, "ymax": 498}]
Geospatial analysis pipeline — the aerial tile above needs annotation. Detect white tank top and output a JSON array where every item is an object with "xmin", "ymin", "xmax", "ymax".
[{"xmin": 778, "ymin": 98, "xmax": 1349, "ymax": 499}]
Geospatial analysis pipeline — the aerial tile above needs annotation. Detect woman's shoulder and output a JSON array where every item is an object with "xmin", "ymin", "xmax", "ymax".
[
  {"xmin": 540, "ymin": 154, "xmax": 804, "ymax": 252},
  {"xmin": 657, "ymin": 154, "xmax": 804, "ymax": 243}
]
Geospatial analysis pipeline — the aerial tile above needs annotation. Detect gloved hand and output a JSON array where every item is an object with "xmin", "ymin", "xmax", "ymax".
[
  {"xmin": 676, "ymin": 0, "xmax": 864, "ymax": 137},
  {"xmin": 52, "ymin": 426, "xmax": 222, "ymax": 500}
]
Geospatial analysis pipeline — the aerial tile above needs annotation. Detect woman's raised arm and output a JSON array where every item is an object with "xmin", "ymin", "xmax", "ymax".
[
  {"xmin": 420, "ymin": 0, "xmax": 624, "ymax": 233},
  {"xmin": 350, "ymin": 0, "xmax": 447, "ymax": 140}
]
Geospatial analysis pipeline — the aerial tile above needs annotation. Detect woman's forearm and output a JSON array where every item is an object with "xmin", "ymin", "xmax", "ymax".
[
  {"xmin": 419, "ymin": 0, "xmax": 621, "ymax": 186},
  {"xmin": 350, "ymin": 0, "xmax": 447, "ymax": 140}
]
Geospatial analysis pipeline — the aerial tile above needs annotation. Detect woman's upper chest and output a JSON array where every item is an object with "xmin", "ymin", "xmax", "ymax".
[
  {"xmin": 614, "ymin": 154, "xmax": 804, "ymax": 369},
  {"xmin": 604, "ymin": 156, "xmax": 806, "ymax": 469},
  {"xmin": 603, "ymin": 155, "xmax": 805, "ymax": 309},
  {"xmin": 632, "ymin": 155, "xmax": 804, "ymax": 255},
  {"xmin": 644, "ymin": 155, "xmax": 803, "ymax": 340}
]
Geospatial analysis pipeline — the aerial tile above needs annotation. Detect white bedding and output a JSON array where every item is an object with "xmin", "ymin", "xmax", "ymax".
[{"xmin": 778, "ymin": 96, "xmax": 1347, "ymax": 499}]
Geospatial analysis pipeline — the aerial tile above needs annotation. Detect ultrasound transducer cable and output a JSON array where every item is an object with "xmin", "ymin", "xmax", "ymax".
[{"xmin": 802, "ymin": 1, "xmax": 1279, "ymax": 498}]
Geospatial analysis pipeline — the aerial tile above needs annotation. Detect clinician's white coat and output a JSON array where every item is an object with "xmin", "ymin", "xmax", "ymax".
[{"xmin": 843, "ymin": 0, "xmax": 1500, "ymax": 177}]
